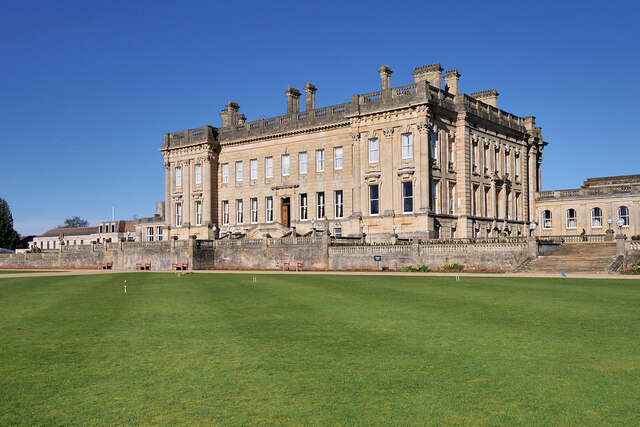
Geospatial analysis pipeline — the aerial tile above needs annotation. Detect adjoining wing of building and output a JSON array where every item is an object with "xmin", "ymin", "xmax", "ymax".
[{"xmin": 157, "ymin": 63, "xmax": 548, "ymax": 242}]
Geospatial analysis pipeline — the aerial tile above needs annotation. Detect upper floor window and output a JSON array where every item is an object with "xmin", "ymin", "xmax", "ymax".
[
  {"xmin": 505, "ymin": 151, "xmax": 510, "ymax": 175},
  {"xmin": 334, "ymin": 147, "xmax": 343, "ymax": 170},
  {"xmin": 194, "ymin": 164, "xmax": 202, "ymax": 185},
  {"xmin": 618, "ymin": 206, "xmax": 630, "ymax": 226},
  {"xmin": 175, "ymin": 203, "xmax": 182, "ymax": 227},
  {"xmin": 221, "ymin": 163, "xmax": 229, "ymax": 183},
  {"xmin": 316, "ymin": 149, "xmax": 325, "ymax": 172},
  {"xmin": 431, "ymin": 181, "xmax": 438, "ymax": 214},
  {"xmin": 299, "ymin": 152, "xmax": 307, "ymax": 175},
  {"xmin": 156, "ymin": 226, "xmax": 163, "ymax": 241},
  {"xmin": 483, "ymin": 145, "xmax": 488, "ymax": 170},
  {"xmin": 402, "ymin": 181, "xmax": 413, "ymax": 213},
  {"xmin": 401, "ymin": 133, "xmax": 413, "ymax": 159},
  {"xmin": 591, "ymin": 207, "xmax": 602, "ymax": 228},
  {"xmin": 430, "ymin": 133, "xmax": 437, "ymax": 159},
  {"xmin": 369, "ymin": 185, "xmax": 379, "ymax": 216},
  {"xmin": 265, "ymin": 157, "xmax": 273, "ymax": 178},
  {"xmin": 542, "ymin": 210, "xmax": 552, "ymax": 229},
  {"xmin": 235, "ymin": 161, "xmax": 243, "ymax": 182},
  {"xmin": 282, "ymin": 154, "xmax": 290, "ymax": 176},
  {"xmin": 494, "ymin": 148, "xmax": 500, "ymax": 173},
  {"xmin": 515, "ymin": 153, "xmax": 520, "ymax": 178},
  {"xmin": 369, "ymin": 138, "xmax": 379, "ymax": 163},
  {"xmin": 175, "ymin": 167, "xmax": 182, "ymax": 187},
  {"xmin": 448, "ymin": 137, "xmax": 455, "ymax": 166},
  {"xmin": 472, "ymin": 142, "xmax": 478, "ymax": 169},
  {"xmin": 146, "ymin": 227, "xmax": 154, "ymax": 242},
  {"xmin": 250, "ymin": 159, "xmax": 258, "ymax": 180},
  {"xmin": 195, "ymin": 201, "xmax": 202, "ymax": 226},
  {"xmin": 566, "ymin": 209, "xmax": 577, "ymax": 229},
  {"xmin": 448, "ymin": 183, "xmax": 455, "ymax": 215}
]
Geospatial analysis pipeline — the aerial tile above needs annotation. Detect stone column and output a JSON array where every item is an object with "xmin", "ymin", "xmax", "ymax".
[
  {"xmin": 454, "ymin": 110, "xmax": 472, "ymax": 238},
  {"xmin": 351, "ymin": 132, "xmax": 362, "ymax": 216},
  {"xmin": 417, "ymin": 121, "xmax": 431, "ymax": 212}
]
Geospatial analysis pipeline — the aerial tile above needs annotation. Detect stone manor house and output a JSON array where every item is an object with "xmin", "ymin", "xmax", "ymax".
[{"xmin": 150, "ymin": 62, "xmax": 638, "ymax": 243}]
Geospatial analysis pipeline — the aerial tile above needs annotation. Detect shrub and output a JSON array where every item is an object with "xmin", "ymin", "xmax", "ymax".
[
  {"xmin": 403, "ymin": 264, "xmax": 430, "ymax": 272},
  {"xmin": 442, "ymin": 262, "xmax": 464, "ymax": 271},
  {"xmin": 631, "ymin": 235, "xmax": 640, "ymax": 241},
  {"xmin": 632, "ymin": 265, "xmax": 640, "ymax": 273}
]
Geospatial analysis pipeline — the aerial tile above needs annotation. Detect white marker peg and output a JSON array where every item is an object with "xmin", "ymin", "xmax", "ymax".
[{"xmin": 124, "ymin": 280, "xmax": 127, "ymax": 293}]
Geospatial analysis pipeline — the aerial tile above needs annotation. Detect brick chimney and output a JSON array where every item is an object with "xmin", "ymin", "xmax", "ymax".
[
  {"xmin": 304, "ymin": 83, "xmax": 317, "ymax": 111},
  {"xmin": 443, "ymin": 69, "xmax": 460, "ymax": 95},
  {"xmin": 470, "ymin": 89, "xmax": 499, "ymax": 108},
  {"xmin": 378, "ymin": 65, "xmax": 392, "ymax": 90},
  {"xmin": 220, "ymin": 101, "xmax": 240, "ymax": 127},
  {"xmin": 412, "ymin": 63, "xmax": 443, "ymax": 89},
  {"xmin": 285, "ymin": 87, "xmax": 301, "ymax": 115}
]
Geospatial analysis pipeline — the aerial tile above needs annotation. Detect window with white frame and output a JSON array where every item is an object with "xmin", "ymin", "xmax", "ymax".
[
  {"xmin": 175, "ymin": 203, "xmax": 182, "ymax": 227},
  {"xmin": 300, "ymin": 193, "xmax": 308, "ymax": 220},
  {"xmin": 250, "ymin": 159, "xmax": 258, "ymax": 180},
  {"xmin": 146, "ymin": 227, "xmax": 154, "ymax": 241},
  {"xmin": 402, "ymin": 181, "xmax": 413, "ymax": 213},
  {"xmin": 472, "ymin": 142, "xmax": 478, "ymax": 169},
  {"xmin": 222, "ymin": 201, "xmax": 229, "ymax": 225},
  {"xmin": 448, "ymin": 137, "xmax": 455, "ymax": 167},
  {"xmin": 505, "ymin": 151, "xmax": 510, "ymax": 176},
  {"xmin": 156, "ymin": 226, "xmax": 163, "ymax": 241},
  {"xmin": 368, "ymin": 138, "xmax": 379, "ymax": 163},
  {"xmin": 175, "ymin": 167, "xmax": 182, "ymax": 187},
  {"xmin": 316, "ymin": 149, "xmax": 325, "ymax": 172},
  {"xmin": 299, "ymin": 152, "xmax": 307, "ymax": 175},
  {"xmin": 618, "ymin": 206, "xmax": 630, "ymax": 226},
  {"xmin": 431, "ymin": 181, "xmax": 438, "ymax": 213},
  {"xmin": 334, "ymin": 147, "xmax": 343, "ymax": 170},
  {"xmin": 236, "ymin": 199, "xmax": 243, "ymax": 224},
  {"xmin": 483, "ymin": 145, "xmax": 488, "ymax": 171},
  {"xmin": 401, "ymin": 133, "xmax": 413, "ymax": 159},
  {"xmin": 235, "ymin": 161, "xmax": 243, "ymax": 182},
  {"xmin": 430, "ymin": 133, "xmax": 438, "ymax": 159},
  {"xmin": 333, "ymin": 228, "xmax": 342, "ymax": 237},
  {"xmin": 515, "ymin": 153, "xmax": 520, "ymax": 178},
  {"xmin": 250, "ymin": 198, "xmax": 258, "ymax": 224},
  {"xmin": 369, "ymin": 185, "xmax": 379, "ymax": 215},
  {"xmin": 542, "ymin": 210, "xmax": 552, "ymax": 229},
  {"xmin": 282, "ymin": 154, "xmax": 290, "ymax": 176},
  {"xmin": 222, "ymin": 163, "xmax": 229, "ymax": 183},
  {"xmin": 566, "ymin": 209, "xmax": 577, "ymax": 229},
  {"xmin": 494, "ymin": 148, "xmax": 500, "ymax": 173},
  {"xmin": 591, "ymin": 207, "xmax": 602, "ymax": 228},
  {"xmin": 448, "ymin": 183, "xmax": 455, "ymax": 215},
  {"xmin": 195, "ymin": 201, "xmax": 202, "ymax": 225},
  {"xmin": 334, "ymin": 190, "xmax": 343, "ymax": 218},
  {"xmin": 316, "ymin": 192, "xmax": 325, "ymax": 218},
  {"xmin": 265, "ymin": 197, "xmax": 273, "ymax": 223},
  {"xmin": 265, "ymin": 157, "xmax": 273, "ymax": 178},
  {"xmin": 195, "ymin": 164, "xmax": 202, "ymax": 185}
]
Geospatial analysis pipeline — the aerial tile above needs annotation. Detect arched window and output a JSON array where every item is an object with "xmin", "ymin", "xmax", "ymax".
[
  {"xmin": 566, "ymin": 209, "xmax": 577, "ymax": 229},
  {"xmin": 542, "ymin": 210, "xmax": 552, "ymax": 229},
  {"xmin": 591, "ymin": 207, "xmax": 602, "ymax": 228},
  {"xmin": 618, "ymin": 206, "xmax": 630, "ymax": 227}
]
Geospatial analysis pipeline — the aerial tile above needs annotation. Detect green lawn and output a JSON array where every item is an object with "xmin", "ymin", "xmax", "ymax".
[{"xmin": 1, "ymin": 273, "xmax": 638, "ymax": 425}]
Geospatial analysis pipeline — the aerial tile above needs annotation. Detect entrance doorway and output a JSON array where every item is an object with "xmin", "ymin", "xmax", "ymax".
[{"xmin": 281, "ymin": 197, "xmax": 291, "ymax": 227}]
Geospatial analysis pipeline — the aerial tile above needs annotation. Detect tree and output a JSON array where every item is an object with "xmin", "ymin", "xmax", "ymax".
[
  {"xmin": 0, "ymin": 198, "xmax": 20, "ymax": 250},
  {"xmin": 60, "ymin": 216, "xmax": 89, "ymax": 228}
]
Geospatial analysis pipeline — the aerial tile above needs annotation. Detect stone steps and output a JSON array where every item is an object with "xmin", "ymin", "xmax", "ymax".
[{"xmin": 522, "ymin": 242, "xmax": 617, "ymax": 274}]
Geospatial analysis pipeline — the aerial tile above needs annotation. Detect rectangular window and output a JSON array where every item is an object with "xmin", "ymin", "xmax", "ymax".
[
  {"xmin": 333, "ymin": 228, "xmax": 342, "ymax": 237},
  {"xmin": 448, "ymin": 137, "xmax": 455, "ymax": 166},
  {"xmin": 195, "ymin": 164, "xmax": 202, "ymax": 185},
  {"xmin": 282, "ymin": 154, "xmax": 290, "ymax": 176},
  {"xmin": 235, "ymin": 161, "xmax": 243, "ymax": 182},
  {"xmin": 494, "ymin": 148, "xmax": 500, "ymax": 173},
  {"xmin": 430, "ymin": 133, "xmax": 438, "ymax": 159},
  {"xmin": 111, "ymin": 224, "xmax": 115, "ymax": 233},
  {"xmin": 195, "ymin": 201, "xmax": 202, "ymax": 225},
  {"xmin": 515, "ymin": 154, "xmax": 520, "ymax": 178},
  {"xmin": 431, "ymin": 181, "xmax": 438, "ymax": 213},
  {"xmin": 317, "ymin": 192, "xmax": 325, "ymax": 219},
  {"xmin": 401, "ymin": 133, "xmax": 413, "ymax": 159},
  {"xmin": 146, "ymin": 227, "xmax": 154, "ymax": 242},
  {"xmin": 402, "ymin": 181, "xmax": 413, "ymax": 213},
  {"xmin": 505, "ymin": 151, "xmax": 510, "ymax": 176},
  {"xmin": 156, "ymin": 226, "xmax": 163, "ymax": 241},
  {"xmin": 506, "ymin": 192, "xmax": 510, "ymax": 219},
  {"xmin": 265, "ymin": 157, "xmax": 273, "ymax": 178},
  {"xmin": 175, "ymin": 203, "xmax": 182, "ymax": 226},
  {"xmin": 334, "ymin": 190, "xmax": 343, "ymax": 218},
  {"xmin": 484, "ymin": 187, "xmax": 489, "ymax": 217},
  {"xmin": 175, "ymin": 167, "xmax": 182, "ymax": 187},
  {"xmin": 300, "ymin": 193, "xmax": 308, "ymax": 220},
  {"xmin": 250, "ymin": 198, "xmax": 258, "ymax": 224},
  {"xmin": 472, "ymin": 142, "xmax": 478, "ymax": 168},
  {"xmin": 250, "ymin": 159, "xmax": 258, "ymax": 180},
  {"xmin": 265, "ymin": 196, "xmax": 273, "ymax": 222},
  {"xmin": 316, "ymin": 149, "xmax": 325, "ymax": 172},
  {"xmin": 515, "ymin": 193, "xmax": 520, "ymax": 220},
  {"xmin": 473, "ymin": 185, "xmax": 478, "ymax": 216},
  {"xmin": 448, "ymin": 183, "xmax": 455, "ymax": 215},
  {"xmin": 334, "ymin": 147, "xmax": 343, "ymax": 170},
  {"xmin": 369, "ymin": 185, "xmax": 379, "ymax": 215},
  {"xmin": 495, "ymin": 189, "xmax": 500, "ymax": 218},
  {"xmin": 222, "ymin": 163, "xmax": 229, "ymax": 183},
  {"xmin": 222, "ymin": 201, "xmax": 229, "ymax": 225},
  {"xmin": 236, "ymin": 199, "xmax": 243, "ymax": 224},
  {"xmin": 299, "ymin": 152, "xmax": 307, "ymax": 175},
  {"xmin": 483, "ymin": 145, "xmax": 488, "ymax": 170},
  {"xmin": 368, "ymin": 138, "xmax": 379, "ymax": 163}
]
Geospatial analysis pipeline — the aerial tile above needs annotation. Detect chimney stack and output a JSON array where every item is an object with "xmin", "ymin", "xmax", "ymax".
[
  {"xmin": 378, "ymin": 65, "xmax": 392, "ymax": 90},
  {"xmin": 470, "ymin": 89, "xmax": 499, "ymax": 108},
  {"xmin": 220, "ymin": 101, "xmax": 240, "ymax": 127},
  {"xmin": 304, "ymin": 83, "xmax": 317, "ymax": 111},
  {"xmin": 412, "ymin": 63, "xmax": 443, "ymax": 89},
  {"xmin": 443, "ymin": 69, "xmax": 460, "ymax": 95},
  {"xmin": 285, "ymin": 87, "xmax": 301, "ymax": 115}
]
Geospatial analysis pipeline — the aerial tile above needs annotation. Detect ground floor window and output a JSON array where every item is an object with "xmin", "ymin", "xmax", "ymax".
[
  {"xmin": 300, "ymin": 193, "xmax": 308, "ymax": 220},
  {"xmin": 618, "ymin": 205, "xmax": 630, "ymax": 226},
  {"xmin": 236, "ymin": 199, "xmax": 243, "ymax": 224},
  {"xmin": 195, "ymin": 201, "xmax": 202, "ymax": 226},
  {"xmin": 402, "ymin": 181, "xmax": 413, "ymax": 213},
  {"xmin": 542, "ymin": 210, "xmax": 552, "ymax": 229},
  {"xmin": 591, "ymin": 207, "xmax": 602, "ymax": 228},
  {"xmin": 175, "ymin": 203, "xmax": 182, "ymax": 227},
  {"xmin": 156, "ymin": 226, "xmax": 163, "ymax": 241},
  {"xmin": 146, "ymin": 227, "xmax": 154, "ymax": 241},
  {"xmin": 317, "ymin": 192, "xmax": 325, "ymax": 219},
  {"xmin": 369, "ymin": 185, "xmax": 379, "ymax": 215},
  {"xmin": 566, "ymin": 209, "xmax": 577, "ymax": 229},
  {"xmin": 334, "ymin": 190, "xmax": 343, "ymax": 218},
  {"xmin": 250, "ymin": 198, "xmax": 258, "ymax": 224},
  {"xmin": 266, "ymin": 197, "xmax": 273, "ymax": 223},
  {"xmin": 222, "ymin": 201, "xmax": 229, "ymax": 225}
]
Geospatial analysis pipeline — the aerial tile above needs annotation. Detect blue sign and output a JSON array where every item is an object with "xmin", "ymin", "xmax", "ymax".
[{"xmin": 374, "ymin": 255, "xmax": 382, "ymax": 261}]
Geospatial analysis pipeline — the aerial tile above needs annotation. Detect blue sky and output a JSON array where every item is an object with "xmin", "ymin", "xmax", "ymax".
[{"xmin": 1, "ymin": 0, "xmax": 638, "ymax": 235}]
